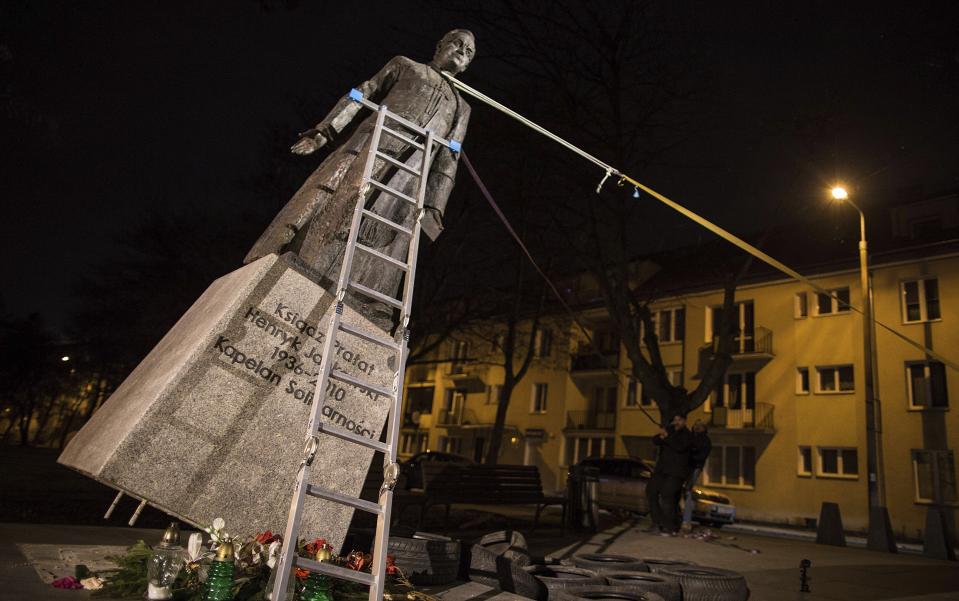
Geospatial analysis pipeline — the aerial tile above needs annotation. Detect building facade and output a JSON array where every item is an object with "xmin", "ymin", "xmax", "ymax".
[{"xmin": 400, "ymin": 195, "xmax": 959, "ymax": 540}]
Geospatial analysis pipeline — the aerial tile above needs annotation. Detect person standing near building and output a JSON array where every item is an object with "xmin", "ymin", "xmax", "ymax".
[
  {"xmin": 645, "ymin": 413, "xmax": 694, "ymax": 535},
  {"xmin": 681, "ymin": 420, "xmax": 712, "ymax": 532}
]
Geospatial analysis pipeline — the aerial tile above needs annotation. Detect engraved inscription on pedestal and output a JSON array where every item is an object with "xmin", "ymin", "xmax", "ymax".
[{"xmin": 60, "ymin": 254, "xmax": 393, "ymax": 551}]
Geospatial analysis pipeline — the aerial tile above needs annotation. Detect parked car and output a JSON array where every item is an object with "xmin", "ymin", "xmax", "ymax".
[
  {"xmin": 689, "ymin": 487, "xmax": 736, "ymax": 526},
  {"xmin": 400, "ymin": 451, "xmax": 474, "ymax": 490},
  {"xmin": 571, "ymin": 456, "xmax": 736, "ymax": 526}
]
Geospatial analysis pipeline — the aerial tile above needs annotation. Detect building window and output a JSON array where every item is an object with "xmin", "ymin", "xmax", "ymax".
[
  {"xmin": 794, "ymin": 292, "xmax": 808, "ymax": 318},
  {"xmin": 705, "ymin": 445, "xmax": 756, "ymax": 488},
  {"xmin": 400, "ymin": 431, "xmax": 428, "ymax": 455},
  {"xmin": 531, "ymin": 383, "xmax": 548, "ymax": 413},
  {"xmin": 439, "ymin": 436, "xmax": 463, "ymax": 454},
  {"xmin": 450, "ymin": 340, "xmax": 470, "ymax": 373},
  {"xmin": 534, "ymin": 328, "xmax": 553, "ymax": 357},
  {"xmin": 816, "ymin": 365, "xmax": 854, "ymax": 393},
  {"xmin": 798, "ymin": 446, "xmax": 813, "ymax": 477},
  {"xmin": 912, "ymin": 449, "xmax": 958, "ymax": 504},
  {"xmin": 796, "ymin": 367, "xmax": 810, "ymax": 394},
  {"xmin": 817, "ymin": 447, "xmax": 858, "ymax": 478},
  {"xmin": 906, "ymin": 361, "xmax": 948, "ymax": 409},
  {"xmin": 653, "ymin": 307, "xmax": 686, "ymax": 343},
  {"xmin": 625, "ymin": 378, "xmax": 639, "ymax": 408},
  {"xmin": 901, "ymin": 278, "xmax": 941, "ymax": 323},
  {"xmin": 485, "ymin": 384, "xmax": 502, "ymax": 405},
  {"xmin": 564, "ymin": 435, "xmax": 614, "ymax": 466},
  {"xmin": 815, "ymin": 287, "xmax": 851, "ymax": 316}
]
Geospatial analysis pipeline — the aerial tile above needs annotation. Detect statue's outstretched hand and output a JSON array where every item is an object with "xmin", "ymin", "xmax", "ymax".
[{"xmin": 291, "ymin": 133, "xmax": 327, "ymax": 155}]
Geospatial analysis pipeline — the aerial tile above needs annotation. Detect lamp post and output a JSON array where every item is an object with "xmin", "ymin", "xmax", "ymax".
[{"xmin": 831, "ymin": 186, "xmax": 896, "ymax": 552}]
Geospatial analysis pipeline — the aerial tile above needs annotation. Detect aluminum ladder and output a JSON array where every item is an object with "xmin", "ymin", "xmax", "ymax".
[{"xmin": 269, "ymin": 88, "xmax": 462, "ymax": 601}]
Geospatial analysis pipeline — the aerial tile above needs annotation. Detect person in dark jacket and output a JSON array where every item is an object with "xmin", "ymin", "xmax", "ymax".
[
  {"xmin": 681, "ymin": 420, "xmax": 712, "ymax": 531},
  {"xmin": 645, "ymin": 413, "xmax": 693, "ymax": 535}
]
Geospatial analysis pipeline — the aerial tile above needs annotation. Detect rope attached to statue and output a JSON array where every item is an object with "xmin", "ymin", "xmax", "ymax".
[{"xmin": 444, "ymin": 72, "xmax": 959, "ymax": 373}]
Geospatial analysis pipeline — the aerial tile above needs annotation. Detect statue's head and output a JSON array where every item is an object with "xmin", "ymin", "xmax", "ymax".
[{"xmin": 432, "ymin": 29, "xmax": 475, "ymax": 75}]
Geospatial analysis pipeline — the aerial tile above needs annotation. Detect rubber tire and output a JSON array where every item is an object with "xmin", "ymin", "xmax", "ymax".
[
  {"xmin": 465, "ymin": 542, "xmax": 548, "ymax": 600},
  {"xmin": 523, "ymin": 565, "xmax": 607, "ymax": 600},
  {"xmin": 642, "ymin": 558, "xmax": 698, "ymax": 573},
  {"xmin": 573, "ymin": 553, "xmax": 648, "ymax": 573},
  {"xmin": 554, "ymin": 587, "xmax": 666, "ymax": 601},
  {"xmin": 658, "ymin": 566, "xmax": 749, "ymax": 601},
  {"xmin": 387, "ymin": 533, "xmax": 460, "ymax": 585},
  {"xmin": 603, "ymin": 572, "xmax": 682, "ymax": 601},
  {"xmin": 477, "ymin": 530, "xmax": 532, "ymax": 567}
]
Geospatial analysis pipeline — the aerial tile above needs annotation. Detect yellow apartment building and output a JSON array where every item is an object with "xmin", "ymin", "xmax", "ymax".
[{"xmin": 399, "ymin": 193, "xmax": 959, "ymax": 540}]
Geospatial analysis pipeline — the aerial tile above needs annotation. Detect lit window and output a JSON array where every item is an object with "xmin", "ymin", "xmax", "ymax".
[
  {"xmin": 816, "ymin": 365, "xmax": 855, "ymax": 393},
  {"xmin": 798, "ymin": 446, "xmax": 813, "ymax": 476},
  {"xmin": 704, "ymin": 444, "xmax": 756, "ymax": 488},
  {"xmin": 901, "ymin": 278, "xmax": 941, "ymax": 323},
  {"xmin": 912, "ymin": 449, "xmax": 957, "ymax": 504},
  {"xmin": 794, "ymin": 293, "xmax": 808, "ymax": 318},
  {"xmin": 531, "ymin": 383, "xmax": 548, "ymax": 413},
  {"xmin": 817, "ymin": 447, "xmax": 858, "ymax": 478},
  {"xmin": 906, "ymin": 362, "xmax": 948, "ymax": 409},
  {"xmin": 815, "ymin": 287, "xmax": 851, "ymax": 315},
  {"xmin": 796, "ymin": 367, "xmax": 810, "ymax": 394}
]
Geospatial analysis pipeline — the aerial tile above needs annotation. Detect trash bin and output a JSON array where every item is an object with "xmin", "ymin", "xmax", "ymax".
[{"xmin": 566, "ymin": 465, "xmax": 600, "ymax": 530}]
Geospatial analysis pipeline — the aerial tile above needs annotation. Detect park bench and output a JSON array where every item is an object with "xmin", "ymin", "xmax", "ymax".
[{"xmin": 418, "ymin": 463, "xmax": 566, "ymax": 532}]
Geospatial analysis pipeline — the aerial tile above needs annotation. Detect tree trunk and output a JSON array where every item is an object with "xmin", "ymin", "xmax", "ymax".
[{"xmin": 485, "ymin": 373, "xmax": 516, "ymax": 465}]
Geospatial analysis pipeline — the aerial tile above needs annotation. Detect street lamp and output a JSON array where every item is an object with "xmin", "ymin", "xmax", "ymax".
[{"xmin": 832, "ymin": 184, "xmax": 896, "ymax": 552}]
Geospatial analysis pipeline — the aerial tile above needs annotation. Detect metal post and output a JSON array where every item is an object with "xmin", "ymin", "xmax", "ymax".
[{"xmin": 850, "ymin": 200, "xmax": 896, "ymax": 552}]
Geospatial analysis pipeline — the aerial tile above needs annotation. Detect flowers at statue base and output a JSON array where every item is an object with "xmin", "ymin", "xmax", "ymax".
[{"xmin": 59, "ymin": 518, "xmax": 418, "ymax": 600}]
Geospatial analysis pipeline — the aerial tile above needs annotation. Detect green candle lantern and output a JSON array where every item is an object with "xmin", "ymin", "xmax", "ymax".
[
  {"xmin": 202, "ymin": 541, "xmax": 235, "ymax": 601},
  {"xmin": 299, "ymin": 544, "xmax": 333, "ymax": 601}
]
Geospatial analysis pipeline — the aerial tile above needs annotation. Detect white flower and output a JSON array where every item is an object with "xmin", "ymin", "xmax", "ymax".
[
  {"xmin": 212, "ymin": 517, "xmax": 226, "ymax": 531},
  {"xmin": 187, "ymin": 532, "xmax": 205, "ymax": 562},
  {"xmin": 266, "ymin": 541, "xmax": 281, "ymax": 569},
  {"xmin": 80, "ymin": 576, "xmax": 104, "ymax": 590}
]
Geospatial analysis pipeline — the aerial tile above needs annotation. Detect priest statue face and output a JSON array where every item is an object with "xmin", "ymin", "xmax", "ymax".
[{"xmin": 432, "ymin": 29, "xmax": 476, "ymax": 75}]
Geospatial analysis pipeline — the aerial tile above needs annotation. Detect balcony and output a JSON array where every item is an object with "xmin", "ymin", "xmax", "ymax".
[
  {"xmin": 565, "ymin": 410, "xmax": 617, "ymax": 431},
  {"xmin": 570, "ymin": 352, "xmax": 619, "ymax": 377},
  {"xmin": 695, "ymin": 327, "xmax": 775, "ymax": 377},
  {"xmin": 708, "ymin": 402, "xmax": 775, "ymax": 434},
  {"xmin": 446, "ymin": 362, "xmax": 487, "ymax": 392}
]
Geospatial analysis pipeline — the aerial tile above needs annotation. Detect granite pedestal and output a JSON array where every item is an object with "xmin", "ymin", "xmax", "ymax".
[{"xmin": 59, "ymin": 254, "xmax": 395, "ymax": 551}]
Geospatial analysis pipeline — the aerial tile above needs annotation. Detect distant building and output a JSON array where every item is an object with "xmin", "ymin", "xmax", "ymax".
[{"xmin": 401, "ymin": 191, "xmax": 959, "ymax": 540}]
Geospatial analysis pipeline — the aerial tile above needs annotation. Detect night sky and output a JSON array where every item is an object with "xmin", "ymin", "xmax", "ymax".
[{"xmin": 2, "ymin": 1, "xmax": 958, "ymax": 334}]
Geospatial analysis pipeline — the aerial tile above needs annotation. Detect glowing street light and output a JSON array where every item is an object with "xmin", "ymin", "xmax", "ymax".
[
  {"xmin": 61, "ymin": 356, "xmax": 70, "ymax": 362},
  {"xmin": 830, "ymin": 185, "xmax": 895, "ymax": 552}
]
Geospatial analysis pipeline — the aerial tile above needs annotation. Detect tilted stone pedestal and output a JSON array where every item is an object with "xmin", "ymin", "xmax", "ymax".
[{"xmin": 59, "ymin": 254, "xmax": 394, "ymax": 551}]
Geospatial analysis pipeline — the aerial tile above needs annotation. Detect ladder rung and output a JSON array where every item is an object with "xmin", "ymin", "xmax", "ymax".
[
  {"xmin": 381, "ymin": 126, "xmax": 424, "ymax": 150},
  {"xmin": 295, "ymin": 556, "xmax": 376, "ymax": 587},
  {"xmin": 383, "ymin": 110, "xmax": 430, "ymax": 137},
  {"xmin": 347, "ymin": 281, "xmax": 404, "ymax": 310},
  {"xmin": 355, "ymin": 243, "xmax": 409, "ymax": 272},
  {"xmin": 306, "ymin": 484, "xmax": 383, "ymax": 515},
  {"xmin": 368, "ymin": 179, "xmax": 418, "ymax": 206},
  {"xmin": 338, "ymin": 321, "xmax": 401, "ymax": 351},
  {"xmin": 375, "ymin": 151, "xmax": 422, "ymax": 177},
  {"xmin": 329, "ymin": 369, "xmax": 394, "ymax": 399},
  {"xmin": 361, "ymin": 210, "xmax": 412, "ymax": 236},
  {"xmin": 317, "ymin": 421, "xmax": 390, "ymax": 454}
]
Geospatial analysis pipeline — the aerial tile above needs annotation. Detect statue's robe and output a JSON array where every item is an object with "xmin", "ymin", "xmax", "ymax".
[{"xmin": 245, "ymin": 56, "xmax": 470, "ymax": 309}]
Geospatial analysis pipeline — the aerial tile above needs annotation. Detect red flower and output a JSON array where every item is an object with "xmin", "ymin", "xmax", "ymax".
[
  {"xmin": 385, "ymin": 555, "xmax": 397, "ymax": 576},
  {"xmin": 52, "ymin": 576, "xmax": 83, "ymax": 590},
  {"xmin": 295, "ymin": 568, "xmax": 310, "ymax": 579},
  {"xmin": 255, "ymin": 530, "xmax": 279, "ymax": 544},
  {"xmin": 304, "ymin": 538, "xmax": 327, "ymax": 556}
]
